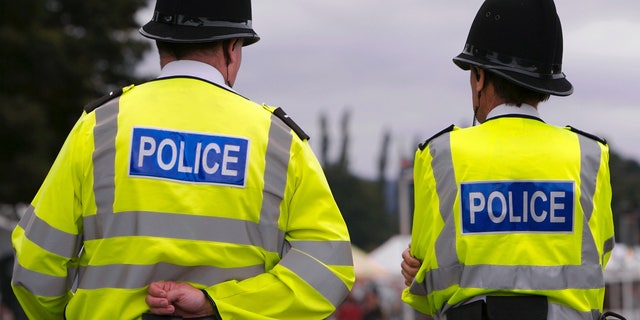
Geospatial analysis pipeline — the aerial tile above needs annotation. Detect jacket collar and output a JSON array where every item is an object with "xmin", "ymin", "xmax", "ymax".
[{"xmin": 158, "ymin": 60, "xmax": 235, "ymax": 92}]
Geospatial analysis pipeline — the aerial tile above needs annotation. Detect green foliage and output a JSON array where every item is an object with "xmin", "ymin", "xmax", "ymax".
[
  {"xmin": 609, "ymin": 149, "xmax": 640, "ymax": 243},
  {"xmin": 324, "ymin": 164, "xmax": 396, "ymax": 252},
  {"xmin": 610, "ymin": 151, "xmax": 640, "ymax": 212},
  {"xmin": 320, "ymin": 111, "xmax": 396, "ymax": 251},
  {"xmin": 0, "ymin": 0, "xmax": 149, "ymax": 203}
]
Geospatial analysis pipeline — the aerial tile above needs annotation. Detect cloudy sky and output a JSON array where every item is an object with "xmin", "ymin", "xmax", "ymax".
[{"xmin": 136, "ymin": 1, "xmax": 640, "ymax": 179}]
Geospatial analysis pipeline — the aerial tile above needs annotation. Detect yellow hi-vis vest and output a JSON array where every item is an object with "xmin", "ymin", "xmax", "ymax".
[
  {"xmin": 402, "ymin": 116, "xmax": 615, "ymax": 320},
  {"xmin": 12, "ymin": 78, "xmax": 355, "ymax": 319}
]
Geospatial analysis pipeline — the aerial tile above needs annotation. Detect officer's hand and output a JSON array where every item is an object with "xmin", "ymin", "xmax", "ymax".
[
  {"xmin": 401, "ymin": 245, "xmax": 422, "ymax": 287},
  {"xmin": 146, "ymin": 281, "xmax": 214, "ymax": 318}
]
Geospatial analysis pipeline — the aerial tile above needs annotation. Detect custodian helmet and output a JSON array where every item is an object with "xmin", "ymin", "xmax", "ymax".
[
  {"xmin": 453, "ymin": 0, "xmax": 572, "ymax": 96},
  {"xmin": 140, "ymin": 0, "xmax": 260, "ymax": 46}
]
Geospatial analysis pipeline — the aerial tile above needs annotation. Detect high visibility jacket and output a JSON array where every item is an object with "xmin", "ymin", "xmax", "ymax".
[
  {"xmin": 401, "ymin": 115, "xmax": 615, "ymax": 320},
  {"xmin": 12, "ymin": 77, "xmax": 355, "ymax": 319}
]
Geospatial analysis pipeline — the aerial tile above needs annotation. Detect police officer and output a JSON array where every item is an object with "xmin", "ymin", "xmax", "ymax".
[
  {"xmin": 11, "ymin": 0, "xmax": 355, "ymax": 319},
  {"xmin": 400, "ymin": 0, "xmax": 621, "ymax": 319}
]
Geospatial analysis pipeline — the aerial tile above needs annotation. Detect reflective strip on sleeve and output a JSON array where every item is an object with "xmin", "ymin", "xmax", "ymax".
[
  {"xmin": 12, "ymin": 207, "xmax": 80, "ymax": 297},
  {"xmin": 263, "ymin": 115, "xmax": 350, "ymax": 306},
  {"xmin": 289, "ymin": 240, "xmax": 353, "ymax": 266},
  {"xmin": 279, "ymin": 248, "xmax": 350, "ymax": 307},
  {"xmin": 12, "ymin": 263, "xmax": 72, "ymax": 297},
  {"xmin": 410, "ymin": 133, "xmax": 461, "ymax": 296},
  {"xmin": 410, "ymin": 131, "xmax": 605, "ymax": 295},
  {"xmin": 17, "ymin": 206, "xmax": 80, "ymax": 259},
  {"xmin": 603, "ymin": 237, "xmax": 614, "ymax": 256}
]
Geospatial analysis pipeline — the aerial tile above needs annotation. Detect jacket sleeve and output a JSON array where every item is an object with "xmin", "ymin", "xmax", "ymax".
[
  {"xmin": 590, "ymin": 142, "xmax": 615, "ymax": 269},
  {"xmin": 204, "ymin": 135, "xmax": 355, "ymax": 319},
  {"xmin": 401, "ymin": 146, "xmax": 442, "ymax": 316},
  {"xmin": 11, "ymin": 113, "xmax": 90, "ymax": 319}
]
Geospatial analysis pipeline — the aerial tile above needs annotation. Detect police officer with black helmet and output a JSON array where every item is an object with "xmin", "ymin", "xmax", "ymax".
[
  {"xmin": 400, "ymin": 0, "xmax": 625, "ymax": 319},
  {"xmin": 11, "ymin": 0, "xmax": 355, "ymax": 319}
]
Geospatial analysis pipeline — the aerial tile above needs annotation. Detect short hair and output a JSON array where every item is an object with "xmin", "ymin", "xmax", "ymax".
[
  {"xmin": 156, "ymin": 41, "xmax": 223, "ymax": 60},
  {"xmin": 485, "ymin": 70, "xmax": 550, "ymax": 106}
]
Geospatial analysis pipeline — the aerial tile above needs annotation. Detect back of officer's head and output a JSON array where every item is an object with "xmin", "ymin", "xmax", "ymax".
[{"xmin": 454, "ymin": 0, "xmax": 573, "ymax": 98}]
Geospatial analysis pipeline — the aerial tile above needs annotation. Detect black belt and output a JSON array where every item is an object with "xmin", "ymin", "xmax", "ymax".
[
  {"xmin": 446, "ymin": 295, "xmax": 548, "ymax": 320},
  {"xmin": 142, "ymin": 314, "xmax": 217, "ymax": 320}
]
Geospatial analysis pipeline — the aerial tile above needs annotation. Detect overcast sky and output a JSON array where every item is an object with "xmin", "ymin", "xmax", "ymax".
[{"xmin": 136, "ymin": 1, "xmax": 640, "ymax": 179}]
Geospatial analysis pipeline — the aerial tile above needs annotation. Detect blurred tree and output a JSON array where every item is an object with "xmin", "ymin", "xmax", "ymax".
[
  {"xmin": 377, "ymin": 129, "xmax": 390, "ymax": 186},
  {"xmin": 0, "ymin": 0, "xmax": 149, "ymax": 203},
  {"xmin": 337, "ymin": 109, "xmax": 350, "ymax": 171},
  {"xmin": 609, "ymin": 150, "xmax": 640, "ymax": 244},
  {"xmin": 321, "ymin": 110, "xmax": 394, "ymax": 251},
  {"xmin": 319, "ymin": 113, "xmax": 329, "ymax": 167}
]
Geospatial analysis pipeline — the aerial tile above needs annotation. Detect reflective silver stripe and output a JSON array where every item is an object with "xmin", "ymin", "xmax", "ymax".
[
  {"xmin": 259, "ymin": 115, "xmax": 292, "ymax": 254},
  {"xmin": 83, "ymin": 210, "xmax": 284, "ymax": 249},
  {"xmin": 577, "ymin": 135, "xmax": 601, "ymax": 222},
  {"xmin": 17, "ymin": 205, "xmax": 80, "ymax": 259},
  {"xmin": 411, "ymin": 133, "xmax": 461, "ymax": 296},
  {"xmin": 93, "ymin": 98, "xmax": 119, "ymax": 215},
  {"xmin": 289, "ymin": 240, "xmax": 353, "ymax": 266},
  {"xmin": 548, "ymin": 302, "xmax": 600, "ymax": 320},
  {"xmin": 77, "ymin": 263, "xmax": 264, "ymax": 290},
  {"xmin": 411, "ymin": 130, "xmax": 606, "ymax": 296},
  {"xmin": 263, "ymin": 116, "xmax": 351, "ymax": 304},
  {"xmin": 576, "ymin": 135, "xmax": 603, "ymax": 266},
  {"xmin": 603, "ymin": 236, "xmax": 615, "ymax": 255},
  {"xmin": 461, "ymin": 265, "xmax": 601, "ymax": 290},
  {"xmin": 431, "ymin": 133, "xmax": 460, "ymax": 267},
  {"xmin": 280, "ymin": 249, "xmax": 349, "ymax": 307},
  {"xmin": 12, "ymin": 263, "xmax": 74, "ymax": 297}
]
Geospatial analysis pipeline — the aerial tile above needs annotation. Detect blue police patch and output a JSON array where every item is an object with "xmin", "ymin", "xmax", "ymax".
[
  {"xmin": 129, "ymin": 127, "xmax": 249, "ymax": 187},
  {"xmin": 460, "ymin": 181, "xmax": 574, "ymax": 234}
]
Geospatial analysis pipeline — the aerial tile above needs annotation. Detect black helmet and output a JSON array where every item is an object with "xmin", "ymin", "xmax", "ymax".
[
  {"xmin": 453, "ymin": 0, "xmax": 572, "ymax": 96},
  {"xmin": 140, "ymin": 0, "xmax": 260, "ymax": 46}
]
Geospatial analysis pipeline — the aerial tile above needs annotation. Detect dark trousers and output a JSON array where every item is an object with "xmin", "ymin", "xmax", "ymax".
[
  {"xmin": 446, "ymin": 296, "xmax": 548, "ymax": 320},
  {"xmin": 142, "ymin": 314, "xmax": 217, "ymax": 320}
]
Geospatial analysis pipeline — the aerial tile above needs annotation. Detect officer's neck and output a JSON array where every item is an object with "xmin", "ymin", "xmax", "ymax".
[{"xmin": 477, "ymin": 87, "xmax": 539, "ymax": 123}]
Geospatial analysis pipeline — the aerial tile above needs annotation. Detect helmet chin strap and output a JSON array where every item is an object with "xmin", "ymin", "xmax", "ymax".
[
  {"xmin": 472, "ymin": 91, "xmax": 481, "ymax": 126},
  {"xmin": 223, "ymin": 41, "xmax": 233, "ymax": 88},
  {"xmin": 226, "ymin": 64, "xmax": 232, "ymax": 88},
  {"xmin": 472, "ymin": 106, "xmax": 479, "ymax": 126}
]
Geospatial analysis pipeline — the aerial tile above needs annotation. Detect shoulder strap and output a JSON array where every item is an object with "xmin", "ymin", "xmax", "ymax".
[
  {"xmin": 272, "ymin": 107, "xmax": 310, "ymax": 141},
  {"xmin": 419, "ymin": 124, "xmax": 455, "ymax": 150},
  {"xmin": 566, "ymin": 125, "xmax": 607, "ymax": 145},
  {"xmin": 83, "ymin": 88, "xmax": 124, "ymax": 113}
]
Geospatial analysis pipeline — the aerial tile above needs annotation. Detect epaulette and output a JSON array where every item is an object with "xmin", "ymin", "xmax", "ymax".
[
  {"xmin": 83, "ymin": 88, "xmax": 124, "ymax": 113},
  {"xmin": 419, "ymin": 124, "xmax": 455, "ymax": 150},
  {"xmin": 566, "ymin": 125, "xmax": 607, "ymax": 145},
  {"xmin": 272, "ymin": 107, "xmax": 310, "ymax": 141}
]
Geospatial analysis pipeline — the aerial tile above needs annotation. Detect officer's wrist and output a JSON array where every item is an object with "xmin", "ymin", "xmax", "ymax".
[{"xmin": 201, "ymin": 289, "xmax": 222, "ymax": 320}]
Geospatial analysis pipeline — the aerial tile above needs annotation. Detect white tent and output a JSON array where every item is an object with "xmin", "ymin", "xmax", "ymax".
[
  {"xmin": 368, "ymin": 234, "xmax": 412, "ymax": 276},
  {"xmin": 352, "ymin": 245, "xmax": 389, "ymax": 279}
]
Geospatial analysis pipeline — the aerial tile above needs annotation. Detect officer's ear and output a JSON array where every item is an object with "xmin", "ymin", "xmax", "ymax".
[
  {"xmin": 472, "ymin": 67, "xmax": 486, "ymax": 93},
  {"xmin": 223, "ymin": 38, "xmax": 242, "ymax": 66}
]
